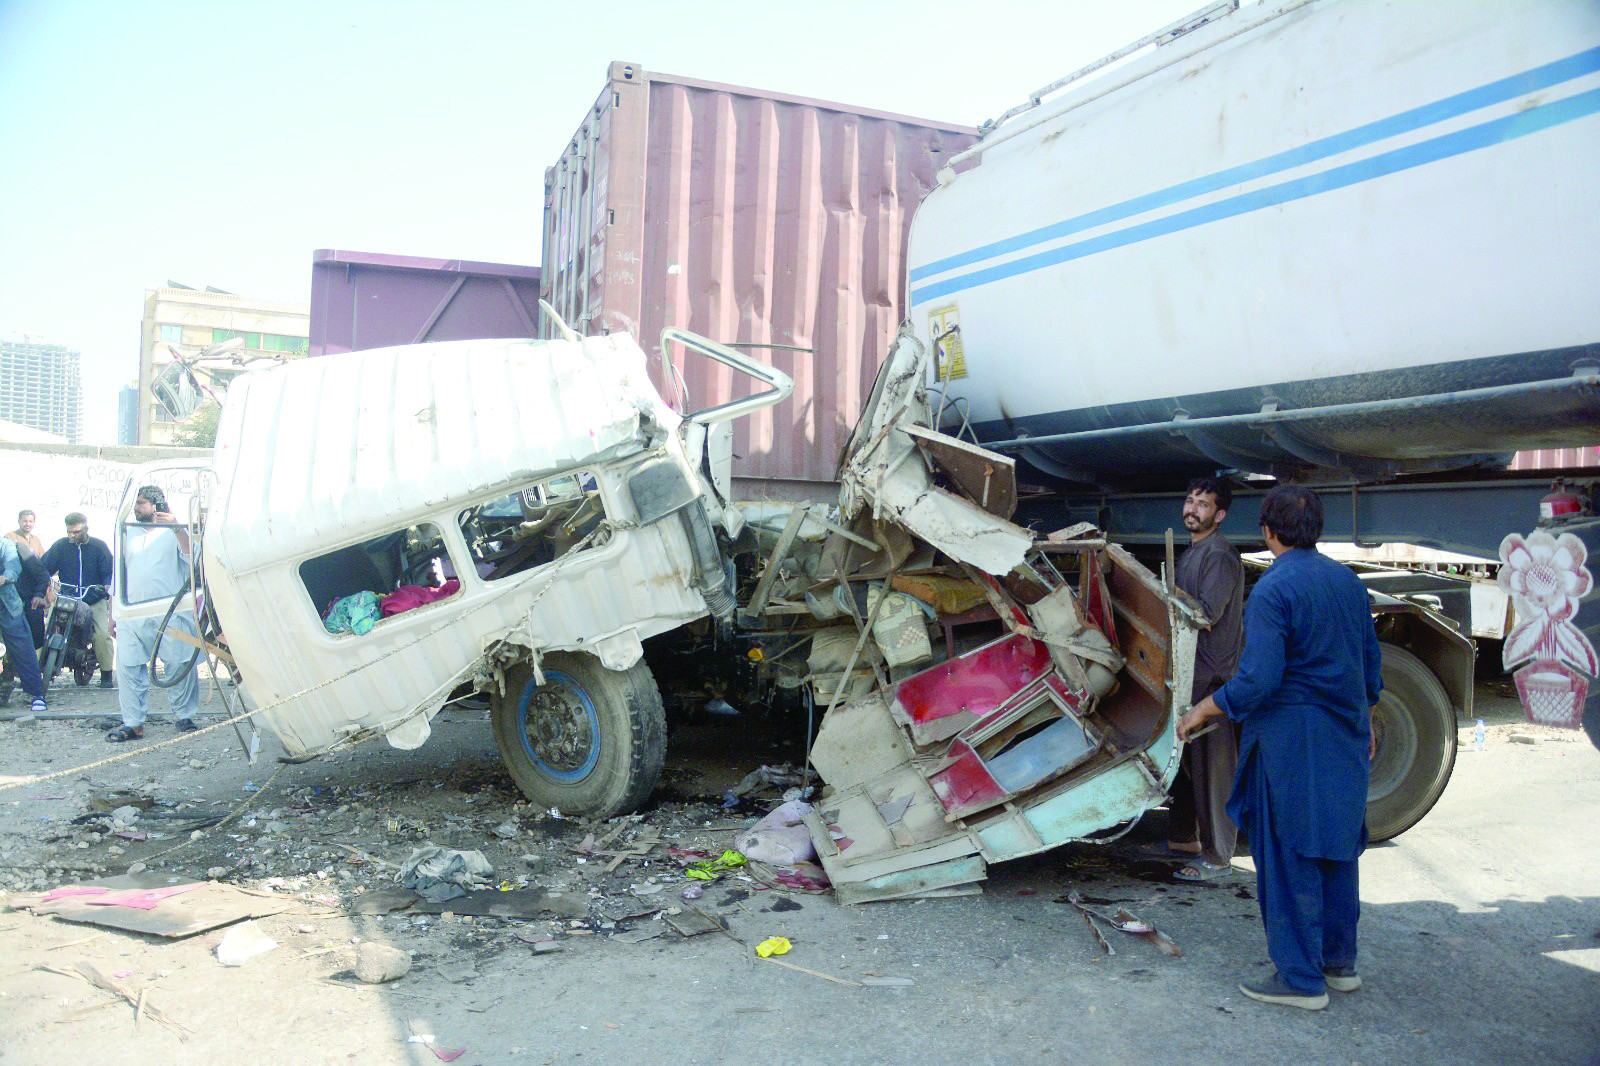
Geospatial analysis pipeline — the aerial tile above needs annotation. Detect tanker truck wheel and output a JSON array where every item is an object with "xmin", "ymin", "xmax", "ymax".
[
  {"xmin": 1366, "ymin": 644, "xmax": 1457, "ymax": 842},
  {"xmin": 491, "ymin": 652, "xmax": 667, "ymax": 820}
]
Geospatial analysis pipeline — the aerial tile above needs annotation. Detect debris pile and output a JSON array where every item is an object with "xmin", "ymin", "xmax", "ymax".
[
  {"xmin": 732, "ymin": 327, "xmax": 1206, "ymax": 901},
  {"xmin": 0, "ymin": 732, "xmax": 827, "ymax": 959}
]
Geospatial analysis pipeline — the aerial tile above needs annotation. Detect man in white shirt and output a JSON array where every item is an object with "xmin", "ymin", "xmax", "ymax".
[{"xmin": 106, "ymin": 486, "xmax": 201, "ymax": 742}]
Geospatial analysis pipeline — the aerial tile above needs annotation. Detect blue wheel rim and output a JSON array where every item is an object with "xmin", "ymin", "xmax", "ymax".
[{"xmin": 517, "ymin": 669, "xmax": 601, "ymax": 782}]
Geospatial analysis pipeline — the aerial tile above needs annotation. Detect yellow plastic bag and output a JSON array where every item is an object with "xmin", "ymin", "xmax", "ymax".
[{"xmin": 755, "ymin": 936, "xmax": 792, "ymax": 958}]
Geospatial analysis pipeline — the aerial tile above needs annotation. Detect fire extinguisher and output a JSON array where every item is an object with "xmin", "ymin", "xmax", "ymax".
[{"xmin": 1539, "ymin": 477, "xmax": 1582, "ymax": 521}]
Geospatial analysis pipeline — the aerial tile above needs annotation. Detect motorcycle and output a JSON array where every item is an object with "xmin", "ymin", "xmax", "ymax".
[{"xmin": 41, "ymin": 588, "xmax": 100, "ymax": 689}]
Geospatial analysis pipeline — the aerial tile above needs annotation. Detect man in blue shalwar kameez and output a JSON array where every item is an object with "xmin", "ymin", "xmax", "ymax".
[{"xmin": 1178, "ymin": 486, "xmax": 1383, "ymax": 1011}]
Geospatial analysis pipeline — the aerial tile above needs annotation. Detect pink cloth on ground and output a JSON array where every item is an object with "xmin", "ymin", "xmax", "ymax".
[
  {"xmin": 379, "ymin": 579, "xmax": 460, "ymax": 617},
  {"xmin": 82, "ymin": 884, "xmax": 202, "ymax": 910}
]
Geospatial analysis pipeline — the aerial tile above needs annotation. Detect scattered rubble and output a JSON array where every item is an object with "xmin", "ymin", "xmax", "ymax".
[{"xmin": 0, "ymin": 707, "xmax": 842, "ymax": 964}]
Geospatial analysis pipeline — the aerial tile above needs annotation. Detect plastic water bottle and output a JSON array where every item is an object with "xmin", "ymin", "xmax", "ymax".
[{"xmin": 1473, "ymin": 718, "xmax": 1486, "ymax": 753}]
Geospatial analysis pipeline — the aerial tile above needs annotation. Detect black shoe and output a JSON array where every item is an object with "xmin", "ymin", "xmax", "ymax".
[
  {"xmin": 176, "ymin": 718, "xmax": 199, "ymax": 733},
  {"xmin": 99, "ymin": 674, "xmax": 114, "ymax": 689},
  {"xmin": 1239, "ymin": 973, "xmax": 1328, "ymax": 1010},
  {"xmin": 106, "ymin": 725, "xmax": 144, "ymax": 743},
  {"xmin": 1324, "ymin": 966, "xmax": 1362, "ymax": 992}
]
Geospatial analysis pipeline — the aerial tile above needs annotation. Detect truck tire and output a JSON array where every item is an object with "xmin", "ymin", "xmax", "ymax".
[
  {"xmin": 491, "ymin": 652, "xmax": 667, "ymax": 820},
  {"xmin": 1366, "ymin": 644, "xmax": 1457, "ymax": 842}
]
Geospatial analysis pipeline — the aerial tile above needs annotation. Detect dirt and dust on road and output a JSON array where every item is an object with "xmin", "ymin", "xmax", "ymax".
[{"xmin": 1, "ymin": 677, "xmax": 1596, "ymax": 1066}]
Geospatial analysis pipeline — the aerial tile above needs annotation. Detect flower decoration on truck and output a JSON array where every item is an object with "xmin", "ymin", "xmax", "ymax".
[{"xmin": 1498, "ymin": 530, "xmax": 1597, "ymax": 729}]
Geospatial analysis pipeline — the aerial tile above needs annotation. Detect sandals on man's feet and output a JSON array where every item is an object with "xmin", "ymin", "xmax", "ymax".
[
  {"xmin": 106, "ymin": 725, "xmax": 143, "ymax": 743},
  {"xmin": 1174, "ymin": 858, "xmax": 1233, "ymax": 881}
]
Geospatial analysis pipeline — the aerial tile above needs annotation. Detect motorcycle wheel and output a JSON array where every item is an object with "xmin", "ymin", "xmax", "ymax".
[
  {"xmin": 74, "ymin": 657, "xmax": 94, "ymax": 686},
  {"xmin": 41, "ymin": 646, "xmax": 63, "ymax": 691}
]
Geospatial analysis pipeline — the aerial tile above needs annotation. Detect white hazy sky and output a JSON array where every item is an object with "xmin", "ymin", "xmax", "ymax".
[{"xmin": 0, "ymin": 0, "xmax": 1199, "ymax": 442}]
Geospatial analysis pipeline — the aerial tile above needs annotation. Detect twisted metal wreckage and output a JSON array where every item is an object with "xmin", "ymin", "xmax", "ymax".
[
  {"xmin": 119, "ymin": 319, "xmax": 1203, "ymax": 903},
  {"xmin": 797, "ymin": 327, "xmax": 1201, "ymax": 902}
]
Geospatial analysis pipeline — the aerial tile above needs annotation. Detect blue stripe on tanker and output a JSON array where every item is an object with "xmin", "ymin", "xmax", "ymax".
[
  {"xmin": 910, "ymin": 86, "xmax": 1600, "ymax": 306},
  {"xmin": 910, "ymin": 45, "xmax": 1600, "ymax": 284}
]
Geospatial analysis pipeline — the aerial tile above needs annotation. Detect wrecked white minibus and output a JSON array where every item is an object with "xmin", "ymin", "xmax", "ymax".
[
  {"xmin": 123, "ymin": 324, "xmax": 791, "ymax": 818},
  {"xmin": 126, "ymin": 319, "xmax": 1205, "ymax": 900}
]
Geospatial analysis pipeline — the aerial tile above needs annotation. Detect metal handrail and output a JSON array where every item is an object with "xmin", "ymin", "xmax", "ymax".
[
  {"xmin": 949, "ymin": 0, "xmax": 1316, "ymax": 173},
  {"xmin": 984, "ymin": 0, "xmax": 1238, "ymax": 131},
  {"xmin": 659, "ymin": 327, "xmax": 795, "ymax": 426}
]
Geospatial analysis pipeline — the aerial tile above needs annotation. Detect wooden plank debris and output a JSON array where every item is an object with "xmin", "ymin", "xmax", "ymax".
[
  {"xmin": 758, "ymin": 957, "xmax": 863, "ymax": 987},
  {"xmin": 40, "ymin": 961, "xmax": 190, "ymax": 1038}
]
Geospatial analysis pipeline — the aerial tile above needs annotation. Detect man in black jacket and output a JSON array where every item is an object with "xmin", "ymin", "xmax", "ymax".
[
  {"xmin": 14, "ymin": 540, "xmax": 50, "ymax": 655},
  {"xmin": 1166, "ymin": 476, "xmax": 1245, "ymax": 881},
  {"xmin": 41, "ymin": 512, "xmax": 115, "ymax": 687}
]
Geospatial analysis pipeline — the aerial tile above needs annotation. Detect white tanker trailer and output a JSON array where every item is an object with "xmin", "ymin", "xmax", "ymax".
[
  {"xmin": 909, "ymin": 0, "xmax": 1599, "ymax": 488},
  {"xmin": 905, "ymin": 0, "xmax": 1600, "ymax": 815}
]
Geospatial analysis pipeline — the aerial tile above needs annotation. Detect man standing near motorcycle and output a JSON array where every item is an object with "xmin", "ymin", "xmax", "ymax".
[
  {"xmin": 0, "ymin": 535, "xmax": 48, "ymax": 714},
  {"xmin": 106, "ymin": 487, "xmax": 200, "ymax": 742},
  {"xmin": 41, "ymin": 512, "xmax": 115, "ymax": 688},
  {"xmin": 7, "ymin": 509, "xmax": 45, "ymax": 558},
  {"xmin": 7, "ymin": 510, "xmax": 53, "ymax": 655}
]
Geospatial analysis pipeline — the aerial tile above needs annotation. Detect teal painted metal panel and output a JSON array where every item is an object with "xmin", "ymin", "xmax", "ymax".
[
  {"xmin": 977, "ymin": 761, "xmax": 1164, "ymax": 861},
  {"xmin": 832, "ymin": 854, "xmax": 988, "ymax": 905}
]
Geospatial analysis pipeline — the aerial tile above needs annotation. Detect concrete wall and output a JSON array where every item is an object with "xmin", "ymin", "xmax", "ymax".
[{"xmin": 0, "ymin": 442, "xmax": 209, "ymax": 545}]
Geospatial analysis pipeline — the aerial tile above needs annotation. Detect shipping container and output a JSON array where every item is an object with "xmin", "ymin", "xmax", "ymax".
[
  {"xmin": 309, "ymin": 249, "xmax": 542, "ymax": 357},
  {"xmin": 541, "ymin": 62, "xmax": 978, "ymax": 499}
]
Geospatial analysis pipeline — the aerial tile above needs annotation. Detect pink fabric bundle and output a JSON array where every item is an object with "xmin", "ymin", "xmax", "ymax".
[{"xmin": 380, "ymin": 579, "xmax": 460, "ymax": 617}]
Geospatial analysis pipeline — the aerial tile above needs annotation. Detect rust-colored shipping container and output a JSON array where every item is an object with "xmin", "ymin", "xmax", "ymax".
[{"xmin": 541, "ymin": 62, "xmax": 977, "ymax": 499}]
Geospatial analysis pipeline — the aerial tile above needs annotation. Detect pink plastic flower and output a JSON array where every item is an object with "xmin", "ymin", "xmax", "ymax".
[{"xmin": 1498, "ymin": 530, "xmax": 1597, "ymax": 675}]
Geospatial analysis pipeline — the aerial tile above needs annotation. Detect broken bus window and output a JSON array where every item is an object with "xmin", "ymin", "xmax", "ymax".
[
  {"xmin": 457, "ymin": 470, "xmax": 609, "ymax": 583},
  {"xmin": 299, "ymin": 522, "xmax": 460, "ymax": 633}
]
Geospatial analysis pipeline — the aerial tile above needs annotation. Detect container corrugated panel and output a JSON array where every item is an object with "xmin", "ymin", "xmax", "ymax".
[
  {"xmin": 309, "ymin": 249, "xmax": 543, "ymax": 357},
  {"xmin": 542, "ymin": 63, "xmax": 978, "ymax": 496},
  {"xmin": 1509, "ymin": 447, "xmax": 1600, "ymax": 472}
]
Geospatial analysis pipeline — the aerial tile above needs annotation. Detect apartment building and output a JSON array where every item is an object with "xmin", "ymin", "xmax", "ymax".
[{"xmin": 138, "ymin": 285, "xmax": 309, "ymax": 445}]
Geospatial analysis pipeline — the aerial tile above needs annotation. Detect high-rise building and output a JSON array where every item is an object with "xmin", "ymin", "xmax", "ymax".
[
  {"xmin": 0, "ymin": 339, "xmax": 82, "ymax": 443},
  {"xmin": 139, "ymin": 285, "xmax": 309, "ymax": 445},
  {"xmin": 117, "ymin": 384, "xmax": 140, "ymax": 445}
]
